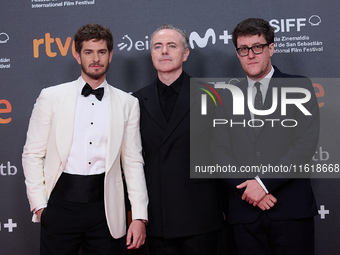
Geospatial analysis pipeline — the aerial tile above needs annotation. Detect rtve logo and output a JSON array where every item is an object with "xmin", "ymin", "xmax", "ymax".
[
  {"xmin": 0, "ymin": 99, "xmax": 12, "ymax": 124},
  {"xmin": 313, "ymin": 83, "xmax": 324, "ymax": 108},
  {"xmin": 33, "ymin": 33, "xmax": 76, "ymax": 58}
]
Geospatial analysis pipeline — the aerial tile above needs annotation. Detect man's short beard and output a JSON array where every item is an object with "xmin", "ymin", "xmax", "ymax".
[{"xmin": 81, "ymin": 63, "xmax": 110, "ymax": 80}]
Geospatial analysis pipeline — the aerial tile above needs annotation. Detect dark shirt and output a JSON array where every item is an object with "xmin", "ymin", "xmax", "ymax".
[{"xmin": 157, "ymin": 72, "xmax": 184, "ymax": 122}]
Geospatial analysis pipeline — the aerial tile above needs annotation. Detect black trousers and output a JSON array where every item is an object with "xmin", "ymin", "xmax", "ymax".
[
  {"xmin": 40, "ymin": 173, "xmax": 120, "ymax": 255},
  {"xmin": 233, "ymin": 213, "xmax": 314, "ymax": 255},
  {"xmin": 147, "ymin": 230, "xmax": 221, "ymax": 255}
]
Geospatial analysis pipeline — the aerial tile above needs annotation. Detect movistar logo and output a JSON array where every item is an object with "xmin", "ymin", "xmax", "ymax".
[{"xmin": 189, "ymin": 28, "xmax": 216, "ymax": 49}]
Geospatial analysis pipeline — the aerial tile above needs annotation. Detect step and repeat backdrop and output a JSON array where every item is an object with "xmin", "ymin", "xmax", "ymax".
[{"xmin": 1, "ymin": 0, "xmax": 339, "ymax": 254}]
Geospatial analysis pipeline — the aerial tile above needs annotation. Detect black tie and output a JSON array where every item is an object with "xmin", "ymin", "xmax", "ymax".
[
  {"xmin": 254, "ymin": 82, "xmax": 262, "ymax": 135},
  {"xmin": 81, "ymin": 83, "xmax": 104, "ymax": 101}
]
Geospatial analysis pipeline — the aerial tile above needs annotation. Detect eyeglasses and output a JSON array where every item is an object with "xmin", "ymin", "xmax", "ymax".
[{"xmin": 236, "ymin": 43, "xmax": 270, "ymax": 57}]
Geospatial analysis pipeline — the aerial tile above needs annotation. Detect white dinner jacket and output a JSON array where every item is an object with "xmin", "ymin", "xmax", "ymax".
[{"xmin": 22, "ymin": 77, "xmax": 148, "ymax": 238}]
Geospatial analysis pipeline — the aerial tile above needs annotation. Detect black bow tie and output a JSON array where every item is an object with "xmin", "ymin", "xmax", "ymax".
[{"xmin": 81, "ymin": 83, "xmax": 104, "ymax": 101}]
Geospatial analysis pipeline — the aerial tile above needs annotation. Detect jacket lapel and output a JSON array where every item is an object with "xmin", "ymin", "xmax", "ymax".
[
  {"xmin": 143, "ymin": 79, "xmax": 168, "ymax": 132},
  {"xmin": 106, "ymin": 85, "xmax": 124, "ymax": 173},
  {"xmin": 55, "ymin": 80, "xmax": 79, "ymax": 167},
  {"xmin": 238, "ymin": 80, "xmax": 257, "ymax": 143}
]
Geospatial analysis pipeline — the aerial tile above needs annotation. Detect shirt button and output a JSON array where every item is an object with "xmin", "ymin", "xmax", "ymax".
[
  {"xmin": 256, "ymin": 151, "xmax": 261, "ymax": 156},
  {"xmin": 89, "ymin": 142, "xmax": 92, "ymax": 145}
]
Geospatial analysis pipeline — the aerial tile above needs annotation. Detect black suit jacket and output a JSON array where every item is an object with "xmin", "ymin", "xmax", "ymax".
[
  {"xmin": 211, "ymin": 67, "xmax": 319, "ymax": 224},
  {"xmin": 134, "ymin": 72, "xmax": 222, "ymax": 238}
]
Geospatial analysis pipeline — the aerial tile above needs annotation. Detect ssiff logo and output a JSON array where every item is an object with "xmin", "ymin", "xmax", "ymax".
[
  {"xmin": 269, "ymin": 15, "xmax": 321, "ymax": 33},
  {"xmin": 0, "ymin": 32, "xmax": 9, "ymax": 43}
]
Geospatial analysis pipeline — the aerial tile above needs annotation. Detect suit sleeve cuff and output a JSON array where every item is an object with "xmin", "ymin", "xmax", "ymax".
[{"xmin": 33, "ymin": 204, "xmax": 47, "ymax": 213}]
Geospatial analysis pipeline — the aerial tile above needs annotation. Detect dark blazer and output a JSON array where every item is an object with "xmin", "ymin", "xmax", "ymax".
[
  {"xmin": 134, "ymin": 72, "xmax": 222, "ymax": 239},
  {"xmin": 211, "ymin": 67, "xmax": 319, "ymax": 224}
]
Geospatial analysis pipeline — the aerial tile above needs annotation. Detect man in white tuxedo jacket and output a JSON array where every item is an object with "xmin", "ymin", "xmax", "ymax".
[{"xmin": 22, "ymin": 24, "xmax": 148, "ymax": 255}]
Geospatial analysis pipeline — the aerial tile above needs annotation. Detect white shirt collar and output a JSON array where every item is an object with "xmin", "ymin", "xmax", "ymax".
[{"xmin": 247, "ymin": 65, "xmax": 274, "ymax": 89}]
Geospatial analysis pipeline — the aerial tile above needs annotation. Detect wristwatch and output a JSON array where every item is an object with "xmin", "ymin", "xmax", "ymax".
[{"xmin": 136, "ymin": 219, "xmax": 148, "ymax": 225}]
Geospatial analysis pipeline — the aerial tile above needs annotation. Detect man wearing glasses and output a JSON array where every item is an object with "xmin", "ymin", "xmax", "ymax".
[{"xmin": 211, "ymin": 18, "xmax": 319, "ymax": 255}]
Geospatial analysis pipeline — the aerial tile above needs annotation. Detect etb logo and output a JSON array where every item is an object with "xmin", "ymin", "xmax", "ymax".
[{"xmin": 0, "ymin": 161, "xmax": 17, "ymax": 176}]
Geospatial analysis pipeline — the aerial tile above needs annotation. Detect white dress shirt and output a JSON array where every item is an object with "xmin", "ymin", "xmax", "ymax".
[{"xmin": 64, "ymin": 77, "xmax": 109, "ymax": 175}]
